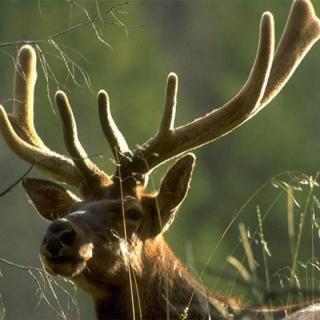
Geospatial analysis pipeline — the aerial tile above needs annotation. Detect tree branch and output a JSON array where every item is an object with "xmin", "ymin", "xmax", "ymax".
[{"xmin": 0, "ymin": 1, "xmax": 129, "ymax": 49}]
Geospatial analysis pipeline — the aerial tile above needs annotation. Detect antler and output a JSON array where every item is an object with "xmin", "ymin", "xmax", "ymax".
[
  {"xmin": 108, "ymin": 0, "xmax": 319, "ymax": 182},
  {"xmin": 1, "ymin": 0, "xmax": 319, "ymax": 193},
  {"xmin": 0, "ymin": 46, "xmax": 110, "ymax": 196}
]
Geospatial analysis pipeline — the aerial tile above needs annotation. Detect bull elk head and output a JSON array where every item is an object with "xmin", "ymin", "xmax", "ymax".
[{"xmin": 1, "ymin": 0, "xmax": 320, "ymax": 319}]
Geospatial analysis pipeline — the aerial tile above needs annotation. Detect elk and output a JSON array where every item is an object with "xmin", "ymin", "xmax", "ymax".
[{"xmin": 1, "ymin": 0, "xmax": 320, "ymax": 319}]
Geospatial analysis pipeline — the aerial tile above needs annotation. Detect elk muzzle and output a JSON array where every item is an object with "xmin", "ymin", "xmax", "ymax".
[{"xmin": 41, "ymin": 219, "xmax": 93, "ymax": 277}]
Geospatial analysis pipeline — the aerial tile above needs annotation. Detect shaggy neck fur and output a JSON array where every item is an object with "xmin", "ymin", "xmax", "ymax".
[
  {"xmin": 74, "ymin": 236, "xmax": 312, "ymax": 320},
  {"xmin": 91, "ymin": 237, "xmax": 233, "ymax": 320}
]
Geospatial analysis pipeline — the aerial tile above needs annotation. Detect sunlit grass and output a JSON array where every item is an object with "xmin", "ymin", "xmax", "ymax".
[
  {"xmin": 203, "ymin": 170, "xmax": 320, "ymax": 314},
  {"xmin": 0, "ymin": 305, "xmax": 5, "ymax": 320}
]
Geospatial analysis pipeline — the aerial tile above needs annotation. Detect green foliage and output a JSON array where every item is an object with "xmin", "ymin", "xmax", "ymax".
[{"xmin": 0, "ymin": 307, "xmax": 5, "ymax": 320}]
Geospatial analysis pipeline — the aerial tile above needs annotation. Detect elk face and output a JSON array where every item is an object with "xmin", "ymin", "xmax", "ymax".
[
  {"xmin": 23, "ymin": 181, "xmax": 146, "ymax": 279},
  {"xmin": 44, "ymin": 198, "xmax": 145, "ymax": 279},
  {"xmin": 22, "ymin": 154, "xmax": 194, "ymax": 291}
]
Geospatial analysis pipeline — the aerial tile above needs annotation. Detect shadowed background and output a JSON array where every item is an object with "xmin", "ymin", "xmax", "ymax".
[{"xmin": 1, "ymin": 1, "xmax": 320, "ymax": 319}]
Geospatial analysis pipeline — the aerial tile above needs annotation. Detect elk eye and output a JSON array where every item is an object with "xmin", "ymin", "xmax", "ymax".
[{"xmin": 125, "ymin": 209, "xmax": 141, "ymax": 221}]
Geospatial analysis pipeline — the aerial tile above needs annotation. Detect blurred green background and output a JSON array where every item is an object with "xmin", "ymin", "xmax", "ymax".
[{"xmin": 1, "ymin": 0, "xmax": 320, "ymax": 319}]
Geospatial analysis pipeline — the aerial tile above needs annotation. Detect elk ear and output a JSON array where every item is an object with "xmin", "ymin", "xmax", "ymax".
[
  {"xmin": 22, "ymin": 178, "xmax": 80, "ymax": 221},
  {"xmin": 152, "ymin": 153, "xmax": 195, "ymax": 235}
]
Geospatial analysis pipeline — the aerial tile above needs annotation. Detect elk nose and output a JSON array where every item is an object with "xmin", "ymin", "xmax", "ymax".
[{"xmin": 41, "ymin": 220, "xmax": 76, "ymax": 257}]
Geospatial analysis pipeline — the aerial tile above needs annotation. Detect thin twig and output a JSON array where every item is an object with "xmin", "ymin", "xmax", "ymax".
[
  {"xmin": 0, "ymin": 2, "xmax": 129, "ymax": 49},
  {"xmin": 0, "ymin": 257, "xmax": 79, "ymax": 319},
  {"xmin": 0, "ymin": 257, "xmax": 42, "ymax": 272},
  {"xmin": 0, "ymin": 164, "xmax": 34, "ymax": 197},
  {"xmin": 28, "ymin": 270, "xmax": 64, "ymax": 319},
  {"xmin": 40, "ymin": 258, "xmax": 67, "ymax": 320}
]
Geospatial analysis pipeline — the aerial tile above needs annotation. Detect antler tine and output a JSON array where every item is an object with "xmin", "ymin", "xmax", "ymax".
[
  {"xmin": 135, "ymin": 73, "xmax": 177, "ymax": 166},
  {"xmin": 130, "ymin": 12, "xmax": 274, "ymax": 175},
  {"xmin": 158, "ymin": 73, "xmax": 177, "ymax": 136},
  {"xmin": 260, "ymin": 0, "xmax": 320, "ymax": 109},
  {"xmin": 8, "ymin": 45, "xmax": 44, "ymax": 147},
  {"xmin": 0, "ymin": 105, "xmax": 82, "ymax": 186},
  {"xmin": 98, "ymin": 90, "xmax": 132, "ymax": 160},
  {"xmin": 55, "ymin": 91, "xmax": 111, "ymax": 190}
]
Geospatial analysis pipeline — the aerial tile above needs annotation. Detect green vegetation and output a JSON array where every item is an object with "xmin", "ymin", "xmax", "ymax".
[{"xmin": 0, "ymin": 295, "xmax": 5, "ymax": 320}]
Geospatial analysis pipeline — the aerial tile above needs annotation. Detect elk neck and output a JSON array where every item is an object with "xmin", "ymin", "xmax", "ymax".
[{"xmin": 75, "ymin": 235, "xmax": 233, "ymax": 319}]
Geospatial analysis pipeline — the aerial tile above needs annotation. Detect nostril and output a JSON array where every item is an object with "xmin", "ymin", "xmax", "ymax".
[
  {"xmin": 43, "ymin": 220, "xmax": 77, "ymax": 257},
  {"xmin": 45, "ymin": 240, "xmax": 63, "ymax": 257},
  {"xmin": 60, "ymin": 229, "xmax": 76, "ymax": 247}
]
